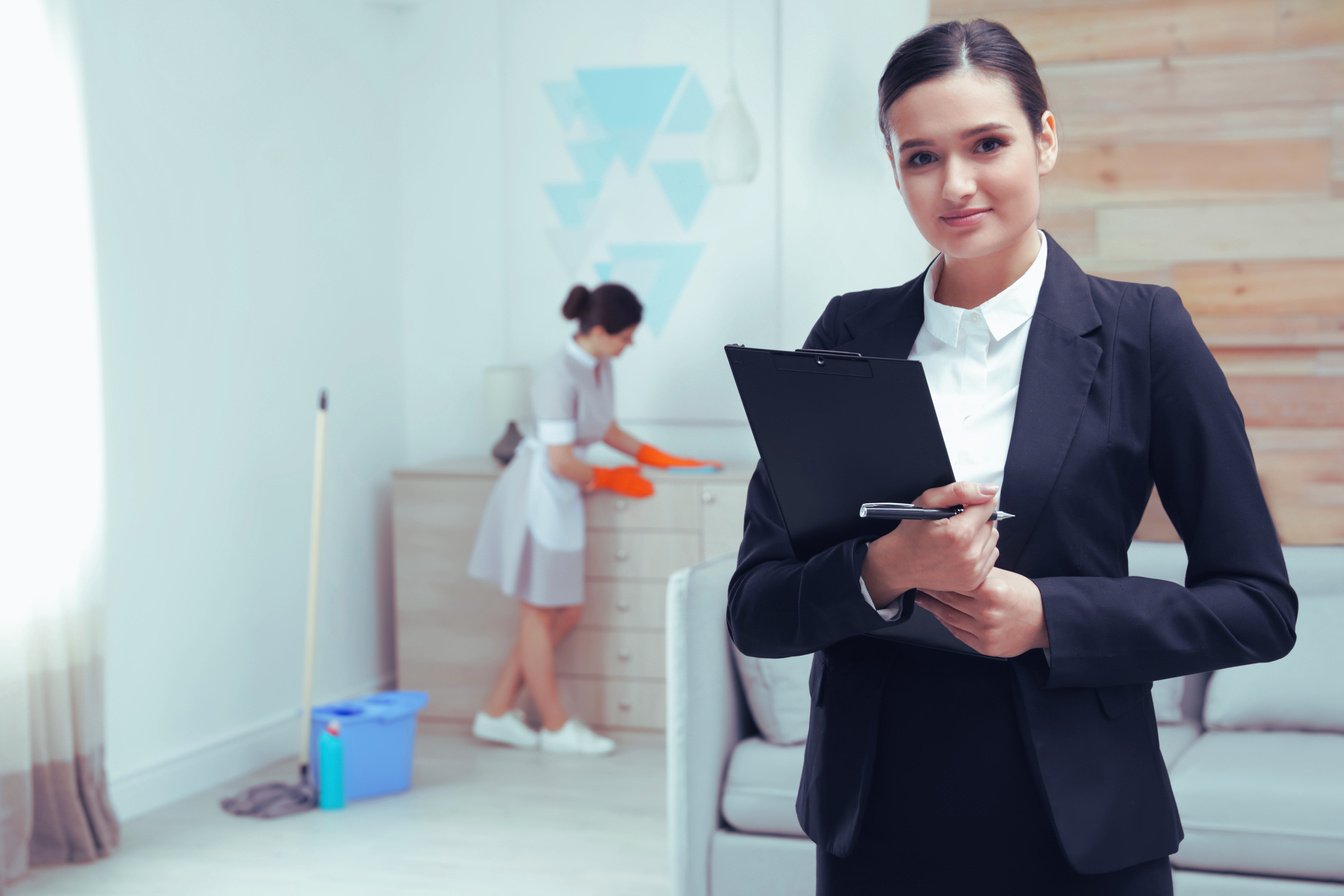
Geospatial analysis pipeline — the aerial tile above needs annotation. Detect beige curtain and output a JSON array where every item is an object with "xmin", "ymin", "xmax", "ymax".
[
  {"xmin": 1, "ymin": 604, "xmax": 120, "ymax": 890},
  {"xmin": 0, "ymin": 0, "xmax": 119, "ymax": 890}
]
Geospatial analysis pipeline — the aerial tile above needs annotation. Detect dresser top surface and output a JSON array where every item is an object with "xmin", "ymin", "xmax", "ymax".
[{"xmin": 394, "ymin": 456, "xmax": 757, "ymax": 482}]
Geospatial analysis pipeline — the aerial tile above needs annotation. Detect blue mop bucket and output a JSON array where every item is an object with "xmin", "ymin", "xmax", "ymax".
[{"xmin": 308, "ymin": 690, "xmax": 429, "ymax": 802}]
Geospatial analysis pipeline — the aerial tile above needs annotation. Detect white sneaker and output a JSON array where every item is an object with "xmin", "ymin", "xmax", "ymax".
[
  {"xmin": 539, "ymin": 718, "xmax": 615, "ymax": 755},
  {"xmin": 472, "ymin": 709, "xmax": 539, "ymax": 749}
]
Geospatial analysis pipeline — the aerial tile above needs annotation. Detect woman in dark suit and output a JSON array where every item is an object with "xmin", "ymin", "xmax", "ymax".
[{"xmin": 727, "ymin": 19, "xmax": 1297, "ymax": 895}]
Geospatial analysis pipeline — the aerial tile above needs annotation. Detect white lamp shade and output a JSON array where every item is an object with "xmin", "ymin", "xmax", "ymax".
[
  {"xmin": 706, "ymin": 82, "xmax": 759, "ymax": 185},
  {"xmin": 483, "ymin": 365, "xmax": 532, "ymax": 429}
]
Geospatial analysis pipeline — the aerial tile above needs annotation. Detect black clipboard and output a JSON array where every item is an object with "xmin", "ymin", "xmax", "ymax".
[{"xmin": 725, "ymin": 344, "xmax": 1001, "ymax": 659}]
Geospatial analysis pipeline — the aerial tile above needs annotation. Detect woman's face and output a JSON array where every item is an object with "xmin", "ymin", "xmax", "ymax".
[
  {"xmin": 589, "ymin": 324, "xmax": 637, "ymax": 358},
  {"xmin": 884, "ymin": 69, "xmax": 1057, "ymax": 266}
]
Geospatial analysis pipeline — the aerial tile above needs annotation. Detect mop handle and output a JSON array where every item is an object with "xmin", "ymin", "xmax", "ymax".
[{"xmin": 298, "ymin": 390, "xmax": 328, "ymax": 772}]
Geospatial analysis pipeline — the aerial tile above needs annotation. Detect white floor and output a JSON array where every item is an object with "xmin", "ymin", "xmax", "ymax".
[{"xmin": 14, "ymin": 721, "xmax": 670, "ymax": 896}]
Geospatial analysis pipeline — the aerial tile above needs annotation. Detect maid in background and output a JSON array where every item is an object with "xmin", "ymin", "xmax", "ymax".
[{"xmin": 469, "ymin": 282, "xmax": 721, "ymax": 755}]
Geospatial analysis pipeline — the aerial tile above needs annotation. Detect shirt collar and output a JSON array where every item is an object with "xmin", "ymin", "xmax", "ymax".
[
  {"xmin": 565, "ymin": 336, "xmax": 599, "ymax": 369},
  {"xmin": 921, "ymin": 230, "xmax": 1047, "ymax": 346}
]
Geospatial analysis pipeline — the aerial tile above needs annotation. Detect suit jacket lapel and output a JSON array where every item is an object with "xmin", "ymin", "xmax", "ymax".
[
  {"xmin": 997, "ymin": 234, "xmax": 1103, "ymax": 570},
  {"xmin": 829, "ymin": 276, "xmax": 927, "ymax": 361}
]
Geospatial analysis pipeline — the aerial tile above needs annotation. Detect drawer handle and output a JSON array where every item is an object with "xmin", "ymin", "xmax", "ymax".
[
  {"xmin": 618, "ymin": 649, "xmax": 632, "ymax": 662},
  {"xmin": 616, "ymin": 499, "xmax": 628, "ymax": 512},
  {"xmin": 616, "ymin": 600, "xmax": 632, "ymax": 612},
  {"xmin": 616, "ymin": 549, "xmax": 630, "ymax": 562},
  {"xmin": 702, "ymin": 491, "xmax": 716, "ymax": 504},
  {"xmin": 618, "ymin": 699, "xmax": 632, "ymax": 711}
]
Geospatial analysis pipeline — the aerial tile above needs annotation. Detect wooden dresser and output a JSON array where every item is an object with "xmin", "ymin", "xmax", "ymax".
[{"xmin": 392, "ymin": 458, "xmax": 753, "ymax": 730}]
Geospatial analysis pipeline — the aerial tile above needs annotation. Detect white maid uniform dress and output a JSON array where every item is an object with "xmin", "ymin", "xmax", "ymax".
[{"xmin": 468, "ymin": 338, "xmax": 615, "ymax": 606}]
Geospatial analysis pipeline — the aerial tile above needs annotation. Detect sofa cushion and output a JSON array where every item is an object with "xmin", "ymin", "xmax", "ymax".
[
  {"xmin": 1152, "ymin": 677, "xmax": 1186, "ymax": 724},
  {"xmin": 731, "ymin": 649, "xmax": 813, "ymax": 745},
  {"xmin": 1156, "ymin": 720, "xmax": 1201, "ymax": 769},
  {"xmin": 1169, "ymin": 731, "xmax": 1344, "ymax": 882},
  {"xmin": 721, "ymin": 736, "xmax": 806, "ymax": 837},
  {"xmin": 711, "ymin": 830, "xmax": 814, "ymax": 896},
  {"xmin": 1153, "ymin": 673, "xmax": 1210, "ymax": 725},
  {"xmin": 1171, "ymin": 871, "xmax": 1344, "ymax": 895},
  {"xmin": 1204, "ymin": 594, "xmax": 1344, "ymax": 733},
  {"xmin": 1126, "ymin": 540, "xmax": 1189, "ymax": 583}
]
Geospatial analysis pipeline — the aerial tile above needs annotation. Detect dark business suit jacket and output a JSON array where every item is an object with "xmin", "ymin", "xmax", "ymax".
[{"xmin": 727, "ymin": 234, "xmax": 1297, "ymax": 874}]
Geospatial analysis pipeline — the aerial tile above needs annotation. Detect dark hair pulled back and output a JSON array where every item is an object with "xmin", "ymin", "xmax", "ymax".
[
  {"xmin": 877, "ymin": 19, "xmax": 1049, "ymax": 149},
  {"xmin": 562, "ymin": 282, "xmax": 643, "ymax": 335}
]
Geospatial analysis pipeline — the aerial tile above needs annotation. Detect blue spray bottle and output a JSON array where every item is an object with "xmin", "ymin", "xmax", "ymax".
[{"xmin": 318, "ymin": 719, "xmax": 345, "ymax": 810}]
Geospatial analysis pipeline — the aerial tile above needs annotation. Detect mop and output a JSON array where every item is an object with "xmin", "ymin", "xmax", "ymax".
[{"xmin": 221, "ymin": 390, "xmax": 328, "ymax": 819}]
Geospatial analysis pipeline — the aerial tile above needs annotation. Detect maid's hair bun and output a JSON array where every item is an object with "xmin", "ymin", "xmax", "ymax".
[{"xmin": 562, "ymin": 285, "xmax": 591, "ymax": 320}]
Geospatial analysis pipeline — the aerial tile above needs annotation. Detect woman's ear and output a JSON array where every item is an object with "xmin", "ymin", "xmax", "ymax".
[{"xmin": 1037, "ymin": 111, "xmax": 1058, "ymax": 176}]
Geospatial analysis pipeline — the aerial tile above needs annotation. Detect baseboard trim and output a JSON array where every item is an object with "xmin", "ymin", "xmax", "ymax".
[{"xmin": 109, "ymin": 673, "xmax": 395, "ymax": 821}]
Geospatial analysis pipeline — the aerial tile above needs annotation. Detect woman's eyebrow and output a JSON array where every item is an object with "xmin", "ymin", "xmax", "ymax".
[{"xmin": 896, "ymin": 122, "xmax": 1014, "ymax": 152}]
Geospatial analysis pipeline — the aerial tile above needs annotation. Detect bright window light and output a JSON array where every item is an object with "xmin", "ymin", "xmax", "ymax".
[{"xmin": 0, "ymin": 0, "xmax": 105, "ymax": 631}]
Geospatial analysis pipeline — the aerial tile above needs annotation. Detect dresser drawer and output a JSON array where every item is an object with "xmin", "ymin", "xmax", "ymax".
[
  {"xmin": 583, "ymin": 580, "xmax": 667, "ymax": 630},
  {"xmin": 586, "ymin": 529, "xmax": 701, "ymax": 580},
  {"xmin": 557, "ymin": 676, "xmax": 667, "ymax": 730},
  {"xmin": 585, "ymin": 481, "xmax": 699, "ymax": 530},
  {"xmin": 392, "ymin": 476, "xmax": 496, "ymax": 611},
  {"xmin": 556, "ymin": 628, "xmax": 665, "ymax": 680},
  {"xmin": 700, "ymin": 481, "xmax": 749, "ymax": 560}
]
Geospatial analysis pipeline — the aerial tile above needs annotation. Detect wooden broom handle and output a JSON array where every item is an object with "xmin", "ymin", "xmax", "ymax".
[{"xmin": 298, "ymin": 390, "xmax": 327, "ymax": 771}]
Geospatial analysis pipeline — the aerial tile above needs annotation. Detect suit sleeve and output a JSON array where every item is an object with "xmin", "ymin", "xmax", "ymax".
[
  {"xmin": 726, "ymin": 298, "xmax": 894, "ymax": 658},
  {"xmin": 1038, "ymin": 287, "xmax": 1297, "ymax": 688}
]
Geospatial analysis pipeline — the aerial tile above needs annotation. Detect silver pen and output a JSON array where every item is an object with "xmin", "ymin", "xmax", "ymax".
[{"xmin": 859, "ymin": 502, "xmax": 1014, "ymax": 522}]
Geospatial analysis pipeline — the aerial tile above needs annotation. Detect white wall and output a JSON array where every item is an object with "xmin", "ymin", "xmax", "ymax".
[
  {"xmin": 397, "ymin": 0, "xmax": 932, "ymax": 465},
  {"xmin": 778, "ymin": 0, "xmax": 932, "ymax": 345},
  {"xmin": 70, "ymin": 0, "xmax": 933, "ymax": 818},
  {"xmin": 500, "ymin": 0, "xmax": 781, "ymax": 441},
  {"xmin": 395, "ymin": 0, "xmax": 505, "ymax": 464},
  {"xmin": 72, "ymin": 0, "xmax": 410, "ymax": 818}
]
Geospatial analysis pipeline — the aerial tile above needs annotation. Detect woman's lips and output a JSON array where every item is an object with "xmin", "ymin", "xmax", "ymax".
[{"xmin": 940, "ymin": 208, "xmax": 991, "ymax": 228}]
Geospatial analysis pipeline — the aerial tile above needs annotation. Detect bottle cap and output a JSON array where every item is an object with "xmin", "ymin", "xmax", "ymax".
[{"xmin": 325, "ymin": 719, "xmax": 341, "ymax": 736}]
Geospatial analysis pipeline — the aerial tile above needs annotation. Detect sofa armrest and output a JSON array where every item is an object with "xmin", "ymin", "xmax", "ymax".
[{"xmin": 667, "ymin": 553, "xmax": 755, "ymax": 896}]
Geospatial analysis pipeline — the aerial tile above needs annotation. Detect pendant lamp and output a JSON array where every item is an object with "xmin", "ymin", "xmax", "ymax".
[{"xmin": 705, "ymin": 0, "xmax": 759, "ymax": 184}]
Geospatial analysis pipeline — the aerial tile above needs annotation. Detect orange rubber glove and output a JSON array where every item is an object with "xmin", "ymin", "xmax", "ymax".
[
  {"xmin": 636, "ymin": 444, "xmax": 723, "ymax": 470},
  {"xmin": 588, "ymin": 465, "xmax": 655, "ymax": 498}
]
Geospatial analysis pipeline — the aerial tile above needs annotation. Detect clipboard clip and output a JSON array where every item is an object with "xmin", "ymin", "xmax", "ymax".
[{"xmin": 800, "ymin": 348, "xmax": 862, "ymax": 366}]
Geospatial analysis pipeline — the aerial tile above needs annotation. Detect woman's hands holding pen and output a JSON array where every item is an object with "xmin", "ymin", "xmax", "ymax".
[
  {"xmin": 859, "ymin": 480, "xmax": 1050, "ymax": 658},
  {"xmin": 860, "ymin": 481, "xmax": 1001, "ymax": 602}
]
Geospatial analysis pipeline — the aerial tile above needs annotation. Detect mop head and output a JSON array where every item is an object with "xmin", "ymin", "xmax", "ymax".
[{"xmin": 220, "ymin": 778, "xmax": 316, "ymax": 819}]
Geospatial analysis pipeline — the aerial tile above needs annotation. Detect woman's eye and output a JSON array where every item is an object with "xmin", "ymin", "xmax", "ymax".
[
  {"xmin": 906, "ymin": 151, "xmax": 936, "ymax": 168},
  {"xmin": 975, "ymin": 137, "xmax": 1005, "ymax": 153}
]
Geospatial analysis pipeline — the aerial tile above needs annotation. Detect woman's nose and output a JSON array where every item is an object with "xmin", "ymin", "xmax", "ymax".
[{"xmin": 942, "ymin": 156, "xmax": 975, "ymax": 202}]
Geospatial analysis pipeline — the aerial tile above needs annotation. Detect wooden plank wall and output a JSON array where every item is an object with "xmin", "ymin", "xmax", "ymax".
[{"xmin": 929, "ymin": 0, "xmax": 1344, "ymax": 544}]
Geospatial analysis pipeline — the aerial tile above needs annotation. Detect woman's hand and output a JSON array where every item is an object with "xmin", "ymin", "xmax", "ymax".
[
  {"xmin": 636, "ymin": 444, "xmax": 724, "ymax": 470},
  {"xmin": 587, "ymin": 465, "xmax": 655, "ymax": 498},
  {"xmin": 603, "ymin": 425, "xmax": 724, "ymax": 469},
  {"xmin": 860, "ymin": 481, "xmax": 1001, "ymax": 606},
  {"xmin": 916, "ymin": 568, "xmax": 1050, "ymax": 658}
]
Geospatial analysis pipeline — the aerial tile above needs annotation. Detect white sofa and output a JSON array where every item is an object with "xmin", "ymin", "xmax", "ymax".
[{"xmin": 666, "ymin": 542, "xmax": 1344, "ymax": 896}]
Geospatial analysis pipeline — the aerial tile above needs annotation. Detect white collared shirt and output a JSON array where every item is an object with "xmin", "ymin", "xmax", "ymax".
[
  {"xmin": 564, "ymin": 335, "xmax": 599, "ymax": 369},
  {"xmin": 914, "ymin": 230, "xmax": 1045, "ymax": 490},
  {"xmin": 864, "ymin": 231, "xmax": 1047, "ymax": 620}
]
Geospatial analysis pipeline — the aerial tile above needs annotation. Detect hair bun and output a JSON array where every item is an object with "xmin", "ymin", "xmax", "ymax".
[{"xmin": 562, "ymin": 284, "xmax": 591, "ymax": 320}]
